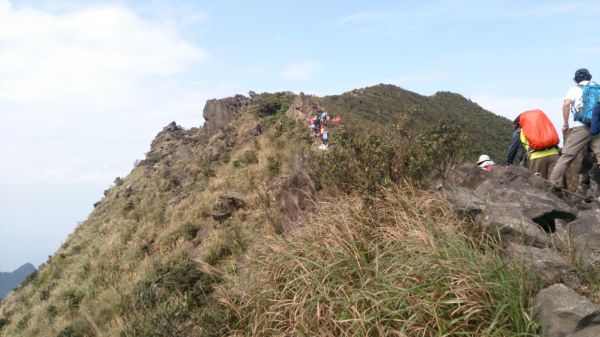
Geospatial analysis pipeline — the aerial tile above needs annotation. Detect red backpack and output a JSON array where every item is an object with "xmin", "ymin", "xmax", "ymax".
[{"xmin": 518, "ymin": 109, "xmax": 559, "ymax": 150}]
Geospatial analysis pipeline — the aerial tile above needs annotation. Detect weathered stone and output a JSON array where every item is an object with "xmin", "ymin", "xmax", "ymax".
[
  {"xmin": 482, "ymin": 204, "xmax": 549, "ymax": 247},
  {"xmin": 534, "ymin": 284, "xmax": 600, "ymax": 337},
  {"xmin": 444, "ymin": 163, "xmax": 490, "ymax": 190},
  {"xmin": 438, "ymin": 185, "xmax": 486, "ymax": 218},
  {"xmin": 505, "ymin": 243, "xmax": 579, "ymax": 286},
  {"xmin": 568, "ymin": 209, "xmax": 600, "ymax": 272},
  {"xmin": 212, "ymin": 192, "xmax": 246, "ymax": 221},
  {"xmin": 203, "ymin": 95, "xmax": 251, "ymax": 137}
]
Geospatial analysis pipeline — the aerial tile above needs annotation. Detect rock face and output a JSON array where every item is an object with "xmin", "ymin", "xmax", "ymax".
[
  {"xmin": 440, "ymin": 163, "xmax": 600, "ymax": 337},
  {"xmin": 203, "ymin": 95, "xmax": 251, "ymax": 137},
  {"xmin": 567, "ymin": 209, "xmax": 600, "ymax": 272},
  {"xmin": 441, "ymin": 164, "xmax": 575, "ymax": 247}
]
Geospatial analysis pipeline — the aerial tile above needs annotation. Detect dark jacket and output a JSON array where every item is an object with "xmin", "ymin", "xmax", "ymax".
[{"xmin": 507, "ymin": 129, "xmax": 525, "ymax": 165}]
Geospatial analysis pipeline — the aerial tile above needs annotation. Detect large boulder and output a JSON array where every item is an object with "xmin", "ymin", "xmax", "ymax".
[
  {"xmin": 441, "ymin": 164, "xmax": 576, "ymax": 246},
  {"xmin": 203, "ymin": 95, "xmax": 251, "ymax": 137},
  {"xmin": 533, "ymin": 284, "xmax": 600, "ymax": 337}
]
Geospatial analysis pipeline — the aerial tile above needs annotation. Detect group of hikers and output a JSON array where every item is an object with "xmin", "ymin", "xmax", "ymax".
[
  {"xmin": 477, "ymin": 68, "xmax": 600, "ymax": 194},
  {"xmin": 308, "ymin": 109, "xmax": 336, "ymax": 149}
]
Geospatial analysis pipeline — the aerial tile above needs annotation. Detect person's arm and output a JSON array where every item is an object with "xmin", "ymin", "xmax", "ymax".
[
  {"xmin": 563, "ymin": 98, "xmax": 572, "ymax": 133},
  {"xmin": 507, "ymin": 130, "xmax": 521, "ymax": 165}
]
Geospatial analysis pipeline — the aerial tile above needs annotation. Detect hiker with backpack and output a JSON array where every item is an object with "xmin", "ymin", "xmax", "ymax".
[
  {"xmin": 314, "ymin": 115, "xmax": 321, "ymax": 136},
  {"xmin": 321, "ymin": 126, "xmax": 329, "ymax": 147},
  {"xmin": 321, "ymin": 110, "xmax": 329, "ymax": 125},
  {"xmin": 507, "ymin": 120, "xmax": 527, "ymax": 167},
  {"xmin": 508, "ymin": 110, "xmax": 559, "ymax": 179},
  {"xmin": 550, "ymin": 68, "xmax": 600, "ymax": 188},
  {"xmin": 309, "ymin": 116, "xmax": 317, "ymax": 135}
]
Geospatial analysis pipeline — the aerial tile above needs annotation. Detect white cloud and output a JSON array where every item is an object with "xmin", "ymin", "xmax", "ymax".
[
  {"xmin": 0, "ymin": 1, "xmax": 209, "ymax": 184},
  {"xmin": 281, "ymin": 61, "xmax": 321, "ymax": 81}
]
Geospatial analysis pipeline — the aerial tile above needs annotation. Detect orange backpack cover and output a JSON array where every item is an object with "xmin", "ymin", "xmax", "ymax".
[{"xmin": 518, "ymin": 109, "xmax": 559, "ymax": 150}]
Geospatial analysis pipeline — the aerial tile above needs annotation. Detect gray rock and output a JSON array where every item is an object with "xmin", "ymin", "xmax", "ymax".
[
  {"xmin": 444, "ymin": 164, "xmax": 576, "ymax": 246},
  {"xmin": 568, "ymin": 209, "xmax": 600, "ymax": 272},
  {"xmin": 482, "ymin": 204, "xmax": 549, "ymax": 247},
  {"xmin": 534, "ymin": 284, "xmax": 600, "ymax": 337},
  {"xmin": 203, "ymin": 95, "xmax": 251, "ymax": 137},
  {"xmin": 505, "ymin": 243, "xmax": 579, "ymax": 286},
  {"xmin": 212, "ymin": 192, "xmax": 246, "ymax": 221}
]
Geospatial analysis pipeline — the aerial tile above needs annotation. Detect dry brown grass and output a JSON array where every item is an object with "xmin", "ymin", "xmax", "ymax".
[{"xmin": 220, "ymin": 185, "xmax": 540, "ymax": 337}]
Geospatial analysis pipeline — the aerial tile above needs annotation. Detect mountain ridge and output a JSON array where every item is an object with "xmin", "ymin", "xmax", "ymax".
[{"xmin": 0, "ymin": 84, "xmax": 525, "ymax": 336}]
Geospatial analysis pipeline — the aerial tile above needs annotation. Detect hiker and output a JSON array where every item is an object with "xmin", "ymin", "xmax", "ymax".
[
  {"xmin": 507, "ymin": 120, "xmax": 526, "ymax": 166},
  {"xmin": 508, "ymin": 110, "xmax": 559, "ymax": 179},
  {"xmin": 321, "ymin": 110, "xmax": 329, "ymax": 125},
  {"xmin": 321, "ymin": 126, "xmax": 329, "ymax": 146},
  {"xmin": 477, "ymin": 154, "xmax": 495, "ymax": 172},
  {"xmin": 309, "ymin": 116, "xmax": 317, "ymax": 135},
  {"xmin": 550, "ymin": 68, "xmax": 600, "ymax": 188},
  {"xmin": 314, "ymin": 115, "xmax": 321, "ymax": 132}
]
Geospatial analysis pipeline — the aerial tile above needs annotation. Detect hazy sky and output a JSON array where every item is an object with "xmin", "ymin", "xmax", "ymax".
[{"xmin": 1, "ymin": 0, "xmax": 599, "ymax": 272}]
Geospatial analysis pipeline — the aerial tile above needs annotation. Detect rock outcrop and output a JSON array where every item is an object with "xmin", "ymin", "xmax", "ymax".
[
  {"xmin": 203, "ymin": 95, "xmax": 251, "ymax": 137},
  {"xmin": 440, "ymin": 164, "xmax": 600, "ymax": 337},
  {"xmin": 285, "ymin": 92, "xmax": 321, "ymax": 121}
]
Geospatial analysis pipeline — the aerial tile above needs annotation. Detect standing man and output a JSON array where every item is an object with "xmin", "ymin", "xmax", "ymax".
[{"xmin": 550, "ymin": 68, "xmax": 600, "ymax": 188}]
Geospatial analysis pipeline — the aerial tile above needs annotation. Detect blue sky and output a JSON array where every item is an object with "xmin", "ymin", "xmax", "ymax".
[{"xmin": 1, "ymin": 0, "xmax": 599, "ymax": 272}]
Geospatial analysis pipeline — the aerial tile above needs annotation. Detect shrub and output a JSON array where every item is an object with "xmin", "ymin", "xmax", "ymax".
[
  {"xmin": 404, "ymin": 121, "xmax": 472, "ymax": 181},
  {"xmin": 45, "ymin": 304, "xmax": 58, "ymax": 319},
  {"xmin": 16, "ymin": 313, "xmax": 31, "ymax": 331},
  {"xmin": 250, "ymin": 92, "xmax": 295, "ymax": 117},
  {"xmin": 0, "ymin": 317, "xmax": 9, "ymax": 330},
  {"xmin": 266, "ymin": 155, "xmax": 281, "ymax": 178},
  {"xmin": 61, "ymin": 289, "xmax": 82, "ymax": 311},
  {"xmin": 131, "ymin": 252, "xmax": 218, "ymax": 310},
  {"xmin": 56, "ymin": 319, "xmax": 92, "ymax": 337},
  {"xmin": 240, "ymin": 150, "xmax": 258, "ymax": 166}
]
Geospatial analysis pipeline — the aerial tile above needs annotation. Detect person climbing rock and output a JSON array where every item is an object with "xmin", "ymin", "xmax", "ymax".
[
  {"xmin": 477, "ymin": 154, "xmax": 495, "ymax": 172},
  {"xmin": 508, "ymin": 110, "xmax": 559, "ymax": 179},
  {"xmin": 550, "ymin": 68, "xmax": 600, "ymax": 189}
]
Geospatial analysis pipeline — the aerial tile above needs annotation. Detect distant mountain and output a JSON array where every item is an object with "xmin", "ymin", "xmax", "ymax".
[{"xmin": 0, "ymin": 263, "xmax": 36, "ymax": 300}]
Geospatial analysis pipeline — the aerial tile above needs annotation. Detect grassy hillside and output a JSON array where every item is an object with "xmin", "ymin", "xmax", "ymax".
[{"xmin": 0, "ymin": 86, "xmax": 534, "ymax": 337}]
